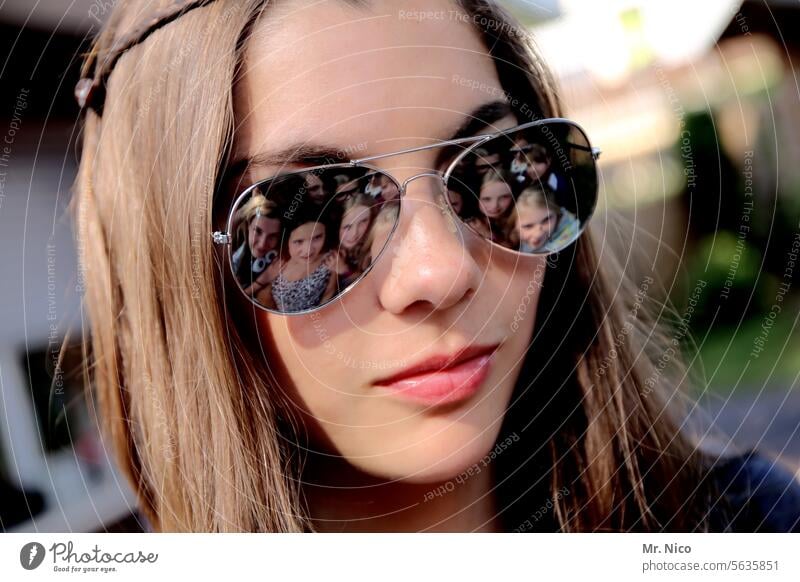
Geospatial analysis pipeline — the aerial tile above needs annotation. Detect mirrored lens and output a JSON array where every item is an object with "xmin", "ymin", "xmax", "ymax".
[
  {"xmin": 446, "ymin": 121, "xmax": 598, "ymax": 254},
  {"xmin": 228, "ymin": 166, "xmax": 401, "ymax": 314}
]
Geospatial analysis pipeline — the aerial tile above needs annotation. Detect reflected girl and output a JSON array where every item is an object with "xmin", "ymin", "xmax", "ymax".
[
  {"xmin": 231, "ymin": 192, "xmax": 281, "ymax": 297},
  {"xmin": 478, "ymin": 169, "xmax": 514, "ymax": 220},
  {"xmin": 357, "ymin": 200, "xmax": 399, "ymax": 270},
  {"xmin": 267, "ymin": 216, "xmax": 337, "ymax": 313},
  {"xmin": 334, "ymin": 193, "xmax": 374, "ymax": 289},
  {"xmin": 447, "ymin": 188, "xmax": 463, "ymax": 215},
  {"xmin": 510, "ymin": 186, "xmax": 578, "ymax": 253},
  {"xmin": 73, "ymin": 0, "xmax": 800, "ymax": 533},
  {"xmin": 477, "ymin": 168, "xmax": 515, "ymax": 245},
  {"xmin": 305, "ymin": 173, "xmax": 326, "ymax": 205}
]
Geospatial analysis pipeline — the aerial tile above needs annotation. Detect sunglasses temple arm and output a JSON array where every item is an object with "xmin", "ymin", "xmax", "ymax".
[{"xmin": 566, "ymin": 141, "xmax": 602, "ymax": 159}]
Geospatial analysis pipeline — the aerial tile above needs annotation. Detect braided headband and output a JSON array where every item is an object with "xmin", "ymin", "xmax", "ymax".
[{"xmin": 75, "ymin": 0, "xmax": 219, "ymax": 114}]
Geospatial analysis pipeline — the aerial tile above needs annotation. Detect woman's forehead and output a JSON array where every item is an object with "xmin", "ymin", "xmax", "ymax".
[{"xmin": 234, "ymin": 0, "xmax": 506, "ymax": 167}]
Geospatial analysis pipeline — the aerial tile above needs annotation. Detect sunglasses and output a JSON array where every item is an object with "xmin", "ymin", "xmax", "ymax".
[{"xmin": 212, "ymin": 118, "xmax": 600, "ymax": 315}]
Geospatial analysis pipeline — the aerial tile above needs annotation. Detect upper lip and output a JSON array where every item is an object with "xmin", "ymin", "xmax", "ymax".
[{"xmin": 372, "ymin": 343, "xmax": 501, "ymax": 386}]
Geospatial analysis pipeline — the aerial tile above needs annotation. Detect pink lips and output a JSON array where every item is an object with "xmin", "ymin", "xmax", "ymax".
[{"xmin": 372, "ymin": 344, "xmax": 499, "ymax": 406}]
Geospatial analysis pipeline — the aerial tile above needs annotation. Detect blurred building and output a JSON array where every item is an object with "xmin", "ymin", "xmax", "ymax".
[{"xmin": 0, "ymin": 0, "xmax": 139, "ymax": 532}]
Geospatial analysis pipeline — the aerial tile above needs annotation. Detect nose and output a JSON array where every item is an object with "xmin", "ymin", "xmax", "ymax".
[{"xmin": 376, "ymin": 174, "xmax": 481, "ymax": 314}]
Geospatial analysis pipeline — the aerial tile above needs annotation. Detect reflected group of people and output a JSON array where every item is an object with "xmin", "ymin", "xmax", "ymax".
[
  {"xmin": 231, "ymin": 169, "xmax": 400, "ymax": 312},
  {"xmin": 230, "ymin": 125, "xmax": 586, "ymax": 313},
  {"xmin": 446, "ymin": 127, "xmax": 580, "ymax": 252}
]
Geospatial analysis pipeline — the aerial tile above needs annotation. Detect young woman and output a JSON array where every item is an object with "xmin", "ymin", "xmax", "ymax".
[{"xmin": 73, "ymin": 0, "xmax": 800, "ymax": 532}]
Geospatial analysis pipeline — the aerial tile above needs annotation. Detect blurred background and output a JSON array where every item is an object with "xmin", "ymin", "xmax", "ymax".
[{"xmin": 0, "ymin": 0, "xmax": 798, "ymax": 532}]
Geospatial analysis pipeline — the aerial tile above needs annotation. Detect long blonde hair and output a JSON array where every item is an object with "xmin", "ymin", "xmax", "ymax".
[{"xmin": 73, "ymin": 0, "xmax": 715, "ymax": 532}]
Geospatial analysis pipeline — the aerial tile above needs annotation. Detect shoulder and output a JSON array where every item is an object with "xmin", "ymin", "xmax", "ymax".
[
  {"xmin": 267, "ymin": 258, "xmax": 283, "ymax": 277},
  {"xmin": 706, "ymin": 449, "xmax": 800, "ymax": 532}
]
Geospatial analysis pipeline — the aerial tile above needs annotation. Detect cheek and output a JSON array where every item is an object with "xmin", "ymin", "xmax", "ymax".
[
  {"xmin": 497, "ymin": 254, "xmax": 544, "ymax": 337},
  {"xmin": 261, "ymin": 309, "xmax": 366, "ymax": 441}
]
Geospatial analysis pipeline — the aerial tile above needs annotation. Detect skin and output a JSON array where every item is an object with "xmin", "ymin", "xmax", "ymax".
[
  {"xmin": 339, "ymin": 204, "xmax": 372, "ymax": 250},
  {"xmin": 517, "ymin": 205, "xmax": 559, "ymax": 250},
  {"xmin": 478, "ymin": 181, "xmax": 513, "ymax": 219},
  {"xmin": 233, "ymin": 0, "xmax": 545, "ymax": 532}
]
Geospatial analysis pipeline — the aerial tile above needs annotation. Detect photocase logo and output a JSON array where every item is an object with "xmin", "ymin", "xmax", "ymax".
[{"xmin": 20, "ymin": 542, "xmax": 46, "ymax": 570}]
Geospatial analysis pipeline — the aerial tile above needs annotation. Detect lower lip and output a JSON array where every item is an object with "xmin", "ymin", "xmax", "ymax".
[{"xmin": 375, "ymin": 353, "xmax": 494, "ymax": 406}]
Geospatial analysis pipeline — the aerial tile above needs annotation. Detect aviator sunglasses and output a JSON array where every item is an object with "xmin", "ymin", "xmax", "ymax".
[{"xmin": 212, "ymin": 118, "xmax": 600, "ymax": 315}]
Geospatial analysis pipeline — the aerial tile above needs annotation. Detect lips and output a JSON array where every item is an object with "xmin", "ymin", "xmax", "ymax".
[{"xmin": 372, "ymin": 343, "xmax": 500, "ymax": 406}]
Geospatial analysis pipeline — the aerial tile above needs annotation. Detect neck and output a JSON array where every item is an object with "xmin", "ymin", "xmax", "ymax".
[{"xmin": 301, "ymin": 452, "xmax": 501, "ymax": 533}]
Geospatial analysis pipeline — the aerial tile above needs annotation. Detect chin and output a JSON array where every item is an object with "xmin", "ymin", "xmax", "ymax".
[{"xmin": 346, "ymin": 415, "xmax": 507, "ymax": 484}]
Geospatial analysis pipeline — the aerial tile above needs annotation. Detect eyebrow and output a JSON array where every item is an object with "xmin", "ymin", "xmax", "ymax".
[{"xmin": 225, "ymin": 99, "xmax": 513, "ymax": 179}]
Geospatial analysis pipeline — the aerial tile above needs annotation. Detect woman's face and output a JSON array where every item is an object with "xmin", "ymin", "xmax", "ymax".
[
  {"xmin": 517, "ymin": 205, "xmax": 559, "ymax": 249},
  {"xmin": 479, "ymin": 181, "xmax": 513, "ymax": 219},
  {"xmin": 288, "ymin": 221, "xmax": 326, "ymax": 261},
  {"xmin": 339, "ymin": 204, "xmax": 371, "ymax": 250},
  {"xmin": 233, "ymin": 0, "xmax": 545, "ymax": 483},
  {"xmin": 248, "ymin": 215, "xmax": 281, "ymax": 258}
]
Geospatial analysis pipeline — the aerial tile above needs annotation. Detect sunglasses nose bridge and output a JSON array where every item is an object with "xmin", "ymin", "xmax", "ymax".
[{"xmin": 400, "ymin": 171, "xmax": 446, "ymax": 193}]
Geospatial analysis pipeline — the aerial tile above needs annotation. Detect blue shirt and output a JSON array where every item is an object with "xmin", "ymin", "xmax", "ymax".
[{"xmin": 706, "ymin": 449, "xmax": 800, "ymax": 532}]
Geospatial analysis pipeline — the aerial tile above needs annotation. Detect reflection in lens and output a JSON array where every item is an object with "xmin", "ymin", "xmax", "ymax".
[
  {"xmin": 511, "ymin": 186, "xmax": 578, "ymax": 253},
  {"xmin": 359, "ymin": 200, "xmax": 400, "ymax": 271},
  {"xmin": 479, "ymin": 169, "xmax": 514, "ymax": 219},
  {"xmin": 304, "ymin": 173, "xmax": 326, "ymax": 203},
  {"xmin": 229, "ymin": 167, "xmax": 401, "ymax": 313},
  {"xmin": 336, "ymin": 193, "xmax": 374, "ymax": 289},
  {"xmin": 227, "ymin": 122, "xmax": 597, "ymax": 312},
  {"xmin": 447, "ymin": 188, "xmax": 463, "ymax": 215},
  {"xmin": 231, "ymin": 191, "xmax": 282, "ymax": 300},
  {"xmin": 448, "ymin": 121, "xmax": 597, "ymax": 255}
]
